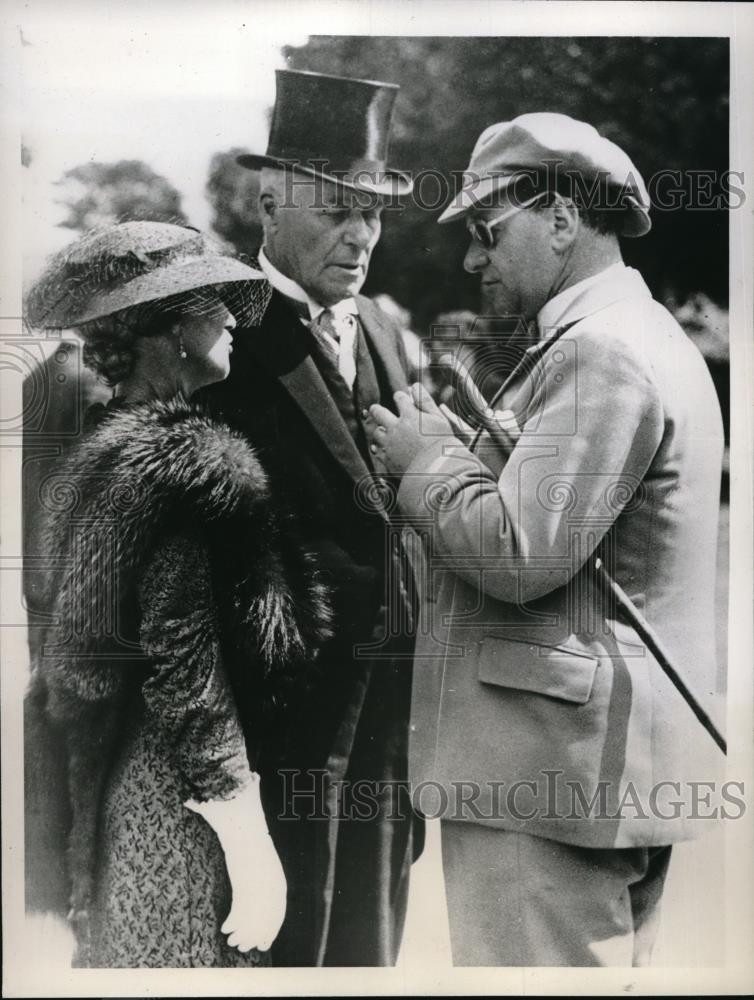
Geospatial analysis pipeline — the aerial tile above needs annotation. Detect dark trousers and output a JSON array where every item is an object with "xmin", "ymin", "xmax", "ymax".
[{"xmin": 265, "ymin": 650, "xmax": 421, "ymax": 967}]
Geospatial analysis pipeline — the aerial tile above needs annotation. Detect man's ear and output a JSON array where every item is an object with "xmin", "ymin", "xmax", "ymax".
[
  {"xmin": 549, "ymin": 198, "xmax": 579, "ymax": 252},
  {"xmin": 259, "ymin": 192, "xmax": 278, "ymax": 230}
]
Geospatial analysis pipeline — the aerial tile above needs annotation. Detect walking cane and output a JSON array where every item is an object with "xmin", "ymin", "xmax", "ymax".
[{"xmin": 440, "ymin": 353, "xmax": 727, "ymax": 755}]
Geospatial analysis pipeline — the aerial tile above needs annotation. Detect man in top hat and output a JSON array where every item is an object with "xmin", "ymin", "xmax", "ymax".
[
  {"xmin": 205, "ymin": 69, "xmax": 421, "ymax": 967},
  {"xmin": 367, "ymin": 113, "xmax": 724, "ymax": 966}
]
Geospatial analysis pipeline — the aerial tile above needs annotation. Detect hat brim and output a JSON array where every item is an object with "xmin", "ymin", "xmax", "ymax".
[
  {"xmin": 437, "ymin": 175, "xmax": 521, "ymax": 223},
  {"xmin": 237, "ymin": 153, "xmax": 413, "ymax": 196},
  {"xmin": 438, "ymin": 174, "xmax": 651, "ymax": 237},
  {"xmin": 35, "ymin": 257, "xmax": 265, "ymax": 328}
]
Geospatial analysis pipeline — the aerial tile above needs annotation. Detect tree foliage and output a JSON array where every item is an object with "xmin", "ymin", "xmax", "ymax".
[
  {"xmin": 205, "ymin": 148, "xmax": 262, "ymax": 258},
  {"xmin": 56, "ymin": 160, "xmax": 188, "ymax": 231},
  {"xmin": 279, "ymin": 36, "xmax": 729, "ymax": 327}
]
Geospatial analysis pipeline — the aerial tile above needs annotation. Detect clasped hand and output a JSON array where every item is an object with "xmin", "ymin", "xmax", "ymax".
[{"xmin": 366, "ymin": 383, "xmax": 455, "ymax": 477}]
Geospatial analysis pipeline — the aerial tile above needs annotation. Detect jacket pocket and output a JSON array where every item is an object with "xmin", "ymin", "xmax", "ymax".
[{"xmin": 476, "ymin": 636, "xmax": 598, "ymax": 704}]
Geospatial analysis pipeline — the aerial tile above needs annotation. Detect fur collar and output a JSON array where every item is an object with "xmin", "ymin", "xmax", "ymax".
[{"xmin": 41, "ymin": 394, "xmax": 331, "ymax": 702}]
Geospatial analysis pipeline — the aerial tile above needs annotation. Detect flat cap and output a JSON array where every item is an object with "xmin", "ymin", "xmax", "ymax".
[{"xmin": 439, "ymin": 112, "xmax": 651, "ymax": 236}]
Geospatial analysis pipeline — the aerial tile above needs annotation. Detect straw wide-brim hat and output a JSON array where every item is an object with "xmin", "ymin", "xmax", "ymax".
[{"xmin": 26, "ymin": 221, "xmax": 269, "ymax": 329}]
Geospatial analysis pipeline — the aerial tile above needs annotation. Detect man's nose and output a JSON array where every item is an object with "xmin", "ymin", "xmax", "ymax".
[
  {"xmin": 225, "ymin": 310, "xmax": 237, "ymax": 331},
  {"xmin": 464, "ymin": 239, "xmax": 487, "ymax": 274}
]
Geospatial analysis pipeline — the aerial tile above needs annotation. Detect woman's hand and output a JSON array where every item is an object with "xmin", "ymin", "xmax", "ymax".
[
  {"xmin": 220, "ymin": 827, "xmax": 287, "ymax": 953},
  {"xmin": 185, "ymin": 775, "xmax": 287, "ymax": 953}
]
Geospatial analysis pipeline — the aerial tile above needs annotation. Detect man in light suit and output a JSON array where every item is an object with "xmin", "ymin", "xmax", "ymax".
[
  {"xmin": 368, "ymin": 113, "xmax": 724, "ymax": 966},
  {"xmin": 206, "ymin": 69, "xmax": 421, "ymax": 966}
]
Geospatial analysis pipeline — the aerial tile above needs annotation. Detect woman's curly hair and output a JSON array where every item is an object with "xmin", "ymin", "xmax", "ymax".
[
  {"xmin": 76, "ymin": 304, "xmax": 180, "ymax": 387},
  {"xmin": 75, "ymin": 289, "xmax": 222, "ymax": 387}
]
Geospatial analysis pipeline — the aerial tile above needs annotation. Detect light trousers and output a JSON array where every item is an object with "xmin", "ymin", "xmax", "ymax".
[{"xmin": 440, "ymin": 820, "xmax": 672, "ymax": 966}]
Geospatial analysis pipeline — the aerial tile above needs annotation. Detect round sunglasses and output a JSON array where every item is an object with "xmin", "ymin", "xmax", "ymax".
[{"xmin": 465, "ymin": 192, "xmax": 548, "ymax": 250}]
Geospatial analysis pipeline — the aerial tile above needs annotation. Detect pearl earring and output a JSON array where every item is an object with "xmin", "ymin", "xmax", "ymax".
[{"xmin": 178, "ymin": 334, "xmax": 187, "ymax": 360}]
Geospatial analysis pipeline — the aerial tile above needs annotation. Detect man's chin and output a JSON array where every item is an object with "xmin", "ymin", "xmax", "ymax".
[
  {"xmin": 320, "ymin": 277, "xmax": 364, "ymax": 305},
  {"xmin": 482, "ymin": 287, "xmax": 514, "ymax": 317}
]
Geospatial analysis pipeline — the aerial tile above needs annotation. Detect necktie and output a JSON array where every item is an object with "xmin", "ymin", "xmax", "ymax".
[{"xmin": 312, "ymin": 308, "xmax": 358, "ymax": 389}]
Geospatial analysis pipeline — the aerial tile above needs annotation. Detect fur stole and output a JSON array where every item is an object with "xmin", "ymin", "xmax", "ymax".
[
  {"xmin": 38, "ymin": 394, "xmax": 332, "ymax": 706},
  {"xmin": 26, "ymin": 395, "xmax": 331, "ymax": 929}
]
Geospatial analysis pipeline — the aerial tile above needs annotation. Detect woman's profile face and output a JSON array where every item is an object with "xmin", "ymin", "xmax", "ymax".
[{"xmin": 179, "ymin": 293, "xmax": 236, "ymax": 386}]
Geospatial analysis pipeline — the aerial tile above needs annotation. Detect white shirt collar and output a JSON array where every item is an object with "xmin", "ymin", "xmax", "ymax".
[
  {"xmin": 536, "ymin": 262, "xmax": 628, "ymax": 340},
  {"xmin": 258, "ymin": 246, "xmax": 358, "ymax": 322}
]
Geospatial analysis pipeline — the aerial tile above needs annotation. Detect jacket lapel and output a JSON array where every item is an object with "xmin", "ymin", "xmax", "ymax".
[
  {"xmin": 278, "ymin": 357, "xmax": 374, "ymax": 486},
  {"xmin": 259, "ymin": 291, "xmax": 375, "ymax": 490},
  {"xmin": 490, "ymin": 267, "xmax": 652, "ymax": 408},
  {"xmin": 469, "ymin": 321, "xmax": 580, "ymax": 455},
  {"xmin": 491, "ymin": 319, "xmax": 580, "ymax": 408},
  {"xmin": 356, "ymin": 295, "xmax": 410, "ymax": 396}
]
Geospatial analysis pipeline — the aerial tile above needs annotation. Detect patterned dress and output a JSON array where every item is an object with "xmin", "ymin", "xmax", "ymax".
[{"xmin": 86, "ymin": 534, "xmax": 268, "ymax": 968}]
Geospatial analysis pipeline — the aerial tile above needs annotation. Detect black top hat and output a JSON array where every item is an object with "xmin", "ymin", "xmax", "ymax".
[{"xmin": 237, "ymin": 69, "xmax": 412, "ymax": 196}]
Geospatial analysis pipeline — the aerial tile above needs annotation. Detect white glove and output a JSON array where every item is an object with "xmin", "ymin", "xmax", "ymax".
[{"xmin": 185, "ymin": 774, "xmax": 287, "ymax": 952}]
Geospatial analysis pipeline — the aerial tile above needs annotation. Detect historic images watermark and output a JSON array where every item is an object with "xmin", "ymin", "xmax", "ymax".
[
  {"xmin": 277, "ymin": 769, "xmax": 746, "ymax": 823},
  {"xmin": 264, "ymin": 160, "xmax": 746, "ymax": 213}
]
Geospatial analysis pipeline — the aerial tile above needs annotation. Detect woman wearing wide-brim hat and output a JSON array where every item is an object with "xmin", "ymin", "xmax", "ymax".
[{"xmin": 24, "ymin": 221, "xmax": 331, "ymax": 967}]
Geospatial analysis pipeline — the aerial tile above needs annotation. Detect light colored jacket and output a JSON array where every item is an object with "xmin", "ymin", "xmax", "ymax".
[{"xmin": 398, "ymin": 265, "xmax": 724, "ymax": 848}]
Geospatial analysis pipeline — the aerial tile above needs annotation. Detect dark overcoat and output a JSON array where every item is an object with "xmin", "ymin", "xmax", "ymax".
[{"xmin": 204, "ymin": 288, "xmax": 423, "ymax": 966}]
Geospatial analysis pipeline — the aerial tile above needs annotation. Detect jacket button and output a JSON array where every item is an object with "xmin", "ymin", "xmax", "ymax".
[{"xmin": 362, "ymin": 408, "xmax": 369, "ymax": 418}]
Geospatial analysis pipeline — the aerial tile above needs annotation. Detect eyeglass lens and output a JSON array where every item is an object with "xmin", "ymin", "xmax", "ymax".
[{"xmin": 468, "ymin": 221, "xmax": 494, "ymax": 250}]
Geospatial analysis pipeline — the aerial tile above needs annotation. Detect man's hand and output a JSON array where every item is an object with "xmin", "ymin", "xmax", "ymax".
[{"xmin": 367, "ymin": 383, "xmax": 455, "ymax": 478}]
